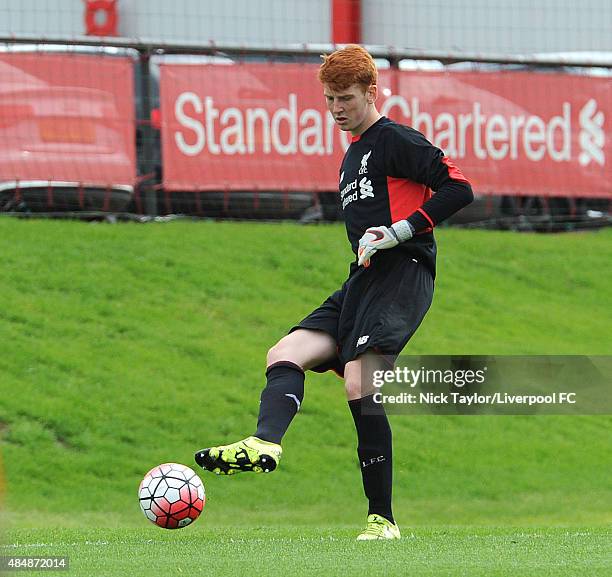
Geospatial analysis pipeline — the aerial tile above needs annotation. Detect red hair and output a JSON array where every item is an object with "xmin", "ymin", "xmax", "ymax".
[{"xmin": 318, "ymin": 44, "xmax": 377, "ymax": 91}]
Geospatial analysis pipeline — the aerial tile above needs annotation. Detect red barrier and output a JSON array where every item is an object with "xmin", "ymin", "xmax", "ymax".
[
  {"xmin": 388, "ymin": 70, "xmax": 611, "ymax": 199},
  {"xmin": 0, "ymin": 53, "xmax": 135, "ymax": 189},
  {"xmin": 160, "ymin": 63, "xmax": 610, "ymax": 198},
  {"xmin": 160, "ymin": 63, "xmax": 364, "ymax": 191}
]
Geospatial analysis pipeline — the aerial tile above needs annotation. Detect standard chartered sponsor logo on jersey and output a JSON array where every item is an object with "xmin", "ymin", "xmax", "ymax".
[
  {"xmin": 174, "ymin": 92, "xmax": 350, "ymax": 156},
  {"xmin": 380, "ymin": 96, "xmax": 605, "ymax": 165},
  {"xmin": 359, "ymin": 178, "xmax": 374, "ymax": 199},
  {"xmin": 340, "ymin": 177, "xmax": 374, "ymax": 209},
  {"xmin": 340, "ymin": 178, "xmax": 358, "ymax": 209}
]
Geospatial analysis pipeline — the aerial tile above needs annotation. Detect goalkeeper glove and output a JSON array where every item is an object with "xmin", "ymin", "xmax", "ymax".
[{"xmin": 357, "ymin": 220, "xmax": 414, "ymax": 267}]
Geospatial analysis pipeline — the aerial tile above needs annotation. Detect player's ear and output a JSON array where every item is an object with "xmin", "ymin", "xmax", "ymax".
[{"xmin": 367, "ymin": 84, "xmax": 377, "ymax": 104}]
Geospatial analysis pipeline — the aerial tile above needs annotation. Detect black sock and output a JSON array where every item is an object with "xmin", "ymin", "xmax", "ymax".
[
  {"xmin": 348, "ymin": 395, "xmax": 394, "ymax": 524},
  {"xmin": 254, "ymin": 361, "xmax": 305, "ymax": 444}
]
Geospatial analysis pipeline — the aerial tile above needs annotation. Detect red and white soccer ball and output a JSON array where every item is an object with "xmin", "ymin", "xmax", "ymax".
[{"xmin": 138, "ymin": 463, "xmax": 206, "ymax": 529}]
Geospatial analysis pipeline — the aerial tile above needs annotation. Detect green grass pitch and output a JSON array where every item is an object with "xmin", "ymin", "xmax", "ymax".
[
  {"xmin": 5, "ymin": 527, "xmax": 610, "ymax": 577},
  {"xmin": 0, "ymin": 218, "xmax": 611, "ymax": 576}
]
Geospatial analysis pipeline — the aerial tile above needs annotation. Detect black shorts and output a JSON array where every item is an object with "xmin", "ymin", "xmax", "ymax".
[{"xmin": 290, "ymin": 249, "xmax": 434, "ymax": 376}]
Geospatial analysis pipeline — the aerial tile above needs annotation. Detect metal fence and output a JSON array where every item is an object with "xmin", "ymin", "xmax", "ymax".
[{"xmin": 0, "ymin": 1, "xmax": 610, "ymax": 228}]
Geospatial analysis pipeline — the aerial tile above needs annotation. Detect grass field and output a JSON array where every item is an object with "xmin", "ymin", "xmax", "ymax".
[
  {"xmin": 1, "ymin": 218, "xmax": 611, "ymax": 576},
  {"xmin": 4, "ymin": 527, "xmax": 610, "ymax": 577}
]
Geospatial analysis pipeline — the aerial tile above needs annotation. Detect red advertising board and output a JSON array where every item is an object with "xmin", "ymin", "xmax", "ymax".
[
  {"xmin": 0, "ymin": 53, "xmax": 135, "ymax": 188},
  {"xmin": 161, "ymin": 63, "xmax": 611, "ymax": 198},
  {"xmin": 388, "ymin": 70, "xmax": 611, "ymax": 198},
  {"xmin": 160, "ymin": 62, "xmax": 368, "ymax": 191}
]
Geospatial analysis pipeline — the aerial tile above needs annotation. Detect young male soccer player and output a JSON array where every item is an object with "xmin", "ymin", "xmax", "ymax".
[{"xmin": 195, "ymin": 45, "xmax": 473, "ymax": 540}]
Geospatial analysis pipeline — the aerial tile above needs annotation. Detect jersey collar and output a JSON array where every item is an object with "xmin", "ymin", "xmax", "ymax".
[{"xmin": 350, "ymin": 116, "xmax": 387, "ymax": 143}]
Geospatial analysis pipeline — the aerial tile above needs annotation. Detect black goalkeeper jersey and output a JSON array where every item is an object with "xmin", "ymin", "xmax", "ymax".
[{"xmin": 339, "ymin": 116, "xmax": 473, "ymax": 277}]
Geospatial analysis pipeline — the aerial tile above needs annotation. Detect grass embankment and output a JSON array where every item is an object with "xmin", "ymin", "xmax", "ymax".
[{"xmin": 0, "ymin": 219, "xmax": 610, "ymax": 575}]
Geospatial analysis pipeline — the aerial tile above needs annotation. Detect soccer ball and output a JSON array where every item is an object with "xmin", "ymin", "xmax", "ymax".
[{"xmin": 138, "ymin": 463, "xmax": 206, "ymax": 529}]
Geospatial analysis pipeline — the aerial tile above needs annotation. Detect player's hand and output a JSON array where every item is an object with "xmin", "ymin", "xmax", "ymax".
[
  {"xmin": 357, "ymin": 221, "xmax": 414, "ymax": 267},
  {"xmin": 357, "ymin": 226, "xmax": 399, "ymax": 267}
]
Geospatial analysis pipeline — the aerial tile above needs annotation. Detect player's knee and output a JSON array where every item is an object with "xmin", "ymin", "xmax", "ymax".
[
  {"xmin": 266, "ymin": 343, "xmax": 283, "ymax": 366},
  {"xmin": 266, "ymin": 339, "xmax": 296, "ymax": 367},
  {"xmin": 344, "ymin": 377, "xmax": 363, "ymax": 400}
]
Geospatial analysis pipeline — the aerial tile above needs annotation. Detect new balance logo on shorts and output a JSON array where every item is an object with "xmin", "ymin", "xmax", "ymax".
[{"xmin": 357, "ymin": 335, "xmax": 370, "ymax": 346}]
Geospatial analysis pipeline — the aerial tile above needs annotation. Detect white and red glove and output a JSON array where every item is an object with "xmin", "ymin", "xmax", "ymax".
[{"xmin": 357, "ymin": 220, "xmax": 414, "ymax": 267}]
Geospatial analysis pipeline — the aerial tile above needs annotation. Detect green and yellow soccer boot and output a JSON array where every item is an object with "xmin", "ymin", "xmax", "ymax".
[
  {"xmin": 194, "ymin": 436, "xmax": 282, "ymax": 475},
  {"xmin": 356, "ymin": 514, "xmax": 401, "ymax": 540}
]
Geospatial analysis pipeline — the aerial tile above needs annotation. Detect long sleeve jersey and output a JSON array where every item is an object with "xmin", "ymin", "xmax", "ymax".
[{"xmin": 339, "ymin": 116, "xmax": 473, "ymax": 277}]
